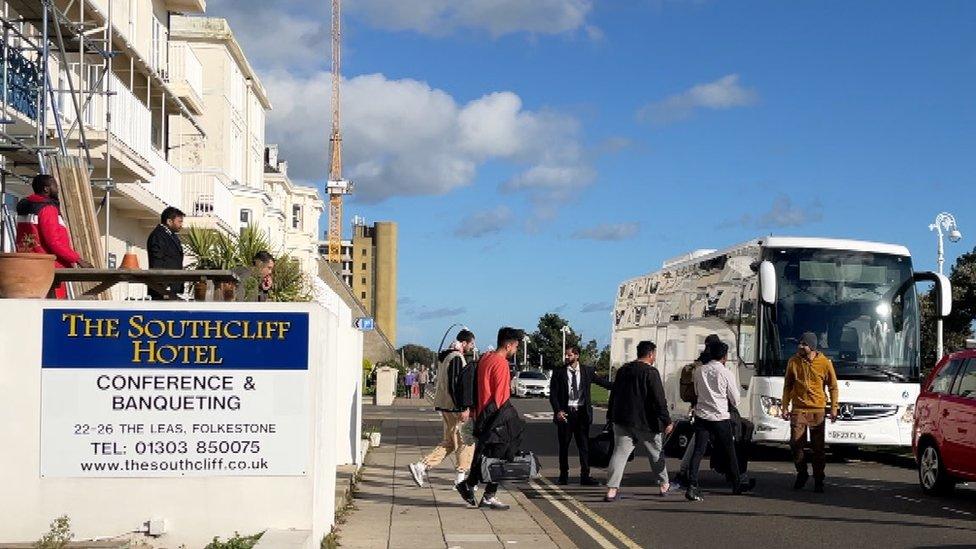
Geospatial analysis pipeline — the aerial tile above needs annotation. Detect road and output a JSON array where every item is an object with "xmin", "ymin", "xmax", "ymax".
[{"xmin": 511, "ymin": 397, "xmax": 976, "ymax": 549}]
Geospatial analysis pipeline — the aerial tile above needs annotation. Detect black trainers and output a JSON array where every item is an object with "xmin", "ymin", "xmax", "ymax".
[
  {"xmin": 479, "ymin": 495, "xmax": 510, "ymax": 510},
  {"xmin": 814, "ymin": 479, "xmax": 825, "ymax": 493},
  {"xmin": 733, "ymin": 478, "xmax": 757, "ymax": 495},
  {"xmin": 455, "ymin": 482, "xmax": 477, "ymax": 507},
  {"xmin": 685, "ymin": 487, "xmax": 703, "ymax": 502},
  {"xmin": 557, "ymin": 475, "xmax": 569, "ymax": 485},
  {"xmin": 580, "ymin": 477, "xmax": 601, "ymax": 486},
  {"xmin": 793, "ymin": 471, "xmax": 809, "ymax": 490}
]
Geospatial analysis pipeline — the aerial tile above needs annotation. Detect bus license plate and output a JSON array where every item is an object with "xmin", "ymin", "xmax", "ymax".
[{"xmin": 829, "ymin": 431, "xmax": 866, "ymax": 441}]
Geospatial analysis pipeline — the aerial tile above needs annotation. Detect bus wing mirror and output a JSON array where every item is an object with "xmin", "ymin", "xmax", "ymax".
[
  {"xmin": 913, "ymin": 271, "xmax": 953, "ymax": 318},
  {"xmin": 759, "ymin": 260, "xmax": 777, "ymax": 305}
]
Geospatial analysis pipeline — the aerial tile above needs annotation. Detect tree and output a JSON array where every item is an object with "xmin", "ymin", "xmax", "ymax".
[
  {"xmin": 526, "ymin": 313, "xmax": 581, "ymax": 370},
  {"xmin": 596, "ymin": 344, "xmax": 611, "ymax": 375},
  {"xmin": 398, "ymin": 344, "xmax": 436, "ymax": 367},
  {"xmin": 580, "ymin": 339, "xmax": 600, "ymax": 366},
  {"xmin": 920, "ymin": 246, "xmax": 976, "ymax": 372}
]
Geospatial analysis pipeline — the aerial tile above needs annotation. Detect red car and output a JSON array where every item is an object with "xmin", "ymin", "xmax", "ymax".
[{"xmin": 913, "ymin": 343, "xmax": 976, "ymax": 494}]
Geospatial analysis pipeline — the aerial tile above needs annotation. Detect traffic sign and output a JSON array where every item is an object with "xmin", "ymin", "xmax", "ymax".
[{"xmin": 354, "ymin": 317, "xmax": 375, "ymax": 331}]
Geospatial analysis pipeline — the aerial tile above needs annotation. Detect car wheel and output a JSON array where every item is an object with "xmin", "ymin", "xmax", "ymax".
[{"xmin": 918, "ymin": 443, "xmax": 956, "ymax": 495}]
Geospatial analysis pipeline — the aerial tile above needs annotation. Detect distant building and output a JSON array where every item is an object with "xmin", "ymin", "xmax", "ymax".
[{"xmin": 321, "ymin": 218, "xmax": 398, "ymax": 344}]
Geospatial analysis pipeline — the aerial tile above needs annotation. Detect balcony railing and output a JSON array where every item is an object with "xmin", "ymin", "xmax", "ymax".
[
  {"xmin": 167, "ymin": 42, "xmax": 203, "ymax": 109},
  {"xmin": 142, "ymin": 151, "xmax": 183, "ymax": 209},
  {"xmin": 182, "ymin": 173, "xmax": 236, "ymax": 232},
  {"xmin": 1, "ymin": 42, "xmax": 41, "ymax": 120}
]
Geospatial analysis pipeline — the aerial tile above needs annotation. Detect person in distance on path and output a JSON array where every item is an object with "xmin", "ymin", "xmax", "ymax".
[
  {"xmin": 456, "ymin": 327, "xmax": 525, "ymax": 511},
  {"xmin": 782, "ymin": 331, "xmax": 839, "ymax": 493},
  {"xmin": 604, "ymin": 341, "xmax": 672, "ymax": 502},
  {"xmin": 685, "ymin": 341, "xmax": 756, "ymax": 501},
  {"xmin": 409, "ymin": 330, "xmax": 477, "ymax": 488},
  {"xmin": 549, "ymin": 344, "xmax": 611, "ymax": 486}
]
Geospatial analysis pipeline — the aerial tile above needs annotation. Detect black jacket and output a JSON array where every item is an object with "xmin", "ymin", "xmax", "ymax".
[
  {"xmin": 147, "ymin": 224, "xmax": 184, "ymax": 270},
  {"xmin": 548, "ymin": 364, "xmax": 611, "ymax": 422},
  {"xmin": 607, "ymin": 360, "xmax": 671, "ymax": 433},
  {"xmin": 474, "ymin": 400, "xmax": 524, "ymax": 461}
]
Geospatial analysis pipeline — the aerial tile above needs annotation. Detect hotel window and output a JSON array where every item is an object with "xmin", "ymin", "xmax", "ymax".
[
  {"xmin": 292, "ymin": 205, "xmax": 302, "ymax": 229},
  {"xmin": 361, "ymin": 292, "xmax": 366, "ymax": 299}
]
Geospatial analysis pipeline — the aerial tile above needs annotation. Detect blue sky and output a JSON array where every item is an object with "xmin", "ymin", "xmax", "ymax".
[{"xmin": 211, "ymin": 0, "xmax": 975, "ymax": 352}]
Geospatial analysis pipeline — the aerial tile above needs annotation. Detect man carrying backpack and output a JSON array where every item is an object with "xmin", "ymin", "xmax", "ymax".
[
  {"xmin": 409, "ymin": 330, "xmax": 477, "ymax": 488},
  {"xmin": 673, "ymin": 334, "xmax": 720, "ymax": 488}
]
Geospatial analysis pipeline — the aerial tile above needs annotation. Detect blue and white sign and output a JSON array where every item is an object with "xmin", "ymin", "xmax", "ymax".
[
  {"xmin": 354, "ymin": 317, "xmax": 375, "ymax": 331},
  {"xmin": 40, "ymin": 309, "xmax": 310, "ymax": 478}
]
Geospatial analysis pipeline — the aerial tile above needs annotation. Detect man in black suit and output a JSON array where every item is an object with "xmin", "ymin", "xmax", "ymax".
[
  {"xmin": 549, "ymin": 344, "xmax": 612, "ymax": 485},
  {"xmin": 146, "ymin": 206, "xmax": 185, "ymax": 300}
]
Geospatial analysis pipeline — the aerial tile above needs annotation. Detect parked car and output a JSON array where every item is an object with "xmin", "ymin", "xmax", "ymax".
[
  {"xmin": 512, "ymin": 370, "xmax": 550, "ymax": 398},
  {"xmin": 913, "ymin": 342, "xmax": 976, "ymax": 494}
]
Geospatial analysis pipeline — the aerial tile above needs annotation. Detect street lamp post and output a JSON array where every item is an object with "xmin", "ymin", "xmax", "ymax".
[
  {"xmin": 522, "ymin": 335, "xmax": 530, "ymax": 368},
  {"xmin": 929, "ymin": 212, "xmax": 963, "ymax": 360},
  {"xmin": 560, "ymin": 325, "xmax": 572, "ymax": 362},
  {"xmin": 437, "ymin": 323, "xmax": 468, "ymax": 354}
]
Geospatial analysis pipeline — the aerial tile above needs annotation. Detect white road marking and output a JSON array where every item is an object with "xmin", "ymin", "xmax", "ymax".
[
  {"xmin": 894, "ymin": 495, "xmax": 923, "ymax": 503},
  {"xmin": 536, "ymin": 477, "xmax": 644, "ymax": 549},
  {"xmin": 942, "ymin": 507, "xmax": 973, "ymax": 516},
  {"xmin": 530, "ymin": 480, "xmax": 617, "ymax": 549},
  {"xmin": 523, "ymin": 412, "xmax": 554, "ymax": 421}
]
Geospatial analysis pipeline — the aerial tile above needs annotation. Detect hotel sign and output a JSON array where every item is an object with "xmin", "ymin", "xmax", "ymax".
[{"xmin": 40, "ymin": 309, "xmax": 310, "ymax": 478}]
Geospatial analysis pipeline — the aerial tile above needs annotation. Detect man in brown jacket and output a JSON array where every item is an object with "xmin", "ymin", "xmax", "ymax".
[{"xmin": 782, "ymin": 332, "xmax": 839, "ymax": 493}]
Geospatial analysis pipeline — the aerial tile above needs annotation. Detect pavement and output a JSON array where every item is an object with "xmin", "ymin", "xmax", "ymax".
[{"xmin": 336, "ymin": 397, "xmax": 575, "ymax": 549}]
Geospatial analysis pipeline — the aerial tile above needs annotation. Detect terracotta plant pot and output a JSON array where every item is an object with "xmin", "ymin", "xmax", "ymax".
[
  {"xmin": 0, "ymin": 253, "xmax": 56, "ymax": 298},
  {"xmin": 119, "ymin": 253, "xmax": 141, "ymax": 269},
  {"xmin": 219, "ymin": 281, "xmax": 237, "ymax": 302},
  {"xmin": 193, "ymin": 280, "xmax": 209, "ymax": 301}
]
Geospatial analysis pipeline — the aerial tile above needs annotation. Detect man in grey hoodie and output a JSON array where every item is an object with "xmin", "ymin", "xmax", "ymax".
[{"xmin": 408, "ymin": 330, "xmax": 477, "ymax": 487}]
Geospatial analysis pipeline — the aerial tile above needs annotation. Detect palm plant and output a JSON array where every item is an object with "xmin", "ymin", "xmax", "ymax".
[{"xmin": 181, "ymin": 225, "xmax": 310, "ymax": 302}]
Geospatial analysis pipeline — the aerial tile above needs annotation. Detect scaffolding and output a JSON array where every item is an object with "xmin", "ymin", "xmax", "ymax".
[{"xmin": 0, "ymin": 0, "xmax": 113, "ymax": 255}]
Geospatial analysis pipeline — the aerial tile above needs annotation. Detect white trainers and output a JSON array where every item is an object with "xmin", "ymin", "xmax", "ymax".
[
  {"xmin": 408, "ymin": 462, "xmax": 427, "ymax": 488},
  {"xmin": 455, "ymin": 471, "xmax": 468, "ymax": 485},
  {"xmin": 479, "ymin": 495, "xmax": 510, "ymax": 511}
]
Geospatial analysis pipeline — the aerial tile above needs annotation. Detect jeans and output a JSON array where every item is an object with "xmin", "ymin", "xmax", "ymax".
[
  {"xmin": 790, "ymin": 410, "xmax": 826, "ymax": 479},
  {"xmin": 606, "ymin": 423, "xmax": 668, "ymax": 489},
  {"xmin": 687, "ymin": 417, "xmax": 739, "ymax": 488},
  {"xmin": 463, "ymin": 442, "xmax": 498, "ymax": 497}
]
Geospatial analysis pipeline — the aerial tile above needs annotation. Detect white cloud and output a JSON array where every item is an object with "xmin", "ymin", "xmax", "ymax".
[
  {"xmin": 261, "ymin": 71, "xmax": 591, "ymax": 204},
  {"xmin": 638, "ymin": 74, "xmax": 758, "ymax": 125},
  {"xmin": 719, "ymin": 195, "xmax": 823, "ymax": 229},
  {"xmin": 207, "ymin": 0, "xmax": 327, "ymax": 69},
  {"xmin": 454, "ymin": 206, "xmax": 513, "ymax": 238},
  {"xmin": 572, "ymin": 222, "xmax": 640, "ymax": 241},
  {"xmin": 348, "ymin": 0, "xmax": 594, "ymax": 37},
  {"xmin": 580, "ymin": 301, "xmax": 612, "ymax": 313},
  {"xmin": 412, "ymin": 307, "xmax": 468, "ymax": 320}
]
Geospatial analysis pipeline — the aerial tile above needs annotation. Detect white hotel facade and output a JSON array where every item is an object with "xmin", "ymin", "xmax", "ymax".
[{"xmin": 0, "ymin": 1, "xmax": 324, "ymax": 297}]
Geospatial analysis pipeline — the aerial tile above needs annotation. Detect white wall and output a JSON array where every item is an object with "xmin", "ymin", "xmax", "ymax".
[{"xmin": 0, "ymin": 299, "xmax": 362, "ymax": 548}]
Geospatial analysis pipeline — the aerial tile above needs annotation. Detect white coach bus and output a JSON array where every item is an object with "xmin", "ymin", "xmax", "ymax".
[{"xmin": 610, "ymin": 237, "xmax": 951, "ymax": 450}]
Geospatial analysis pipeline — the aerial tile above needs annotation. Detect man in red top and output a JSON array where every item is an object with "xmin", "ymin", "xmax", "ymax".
[
  {"xmin": 456, "ymin": 326, "xmax": 523, "ymax": 510},
  {"xmin": 15, "ymin": 174, "xmax": 91, "ymax": 298}
]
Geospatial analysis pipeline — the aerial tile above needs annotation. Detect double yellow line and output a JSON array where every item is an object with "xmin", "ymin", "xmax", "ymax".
[{"xmin": 530, "ymin": 477, "xmax": 644, "ymax": 549}]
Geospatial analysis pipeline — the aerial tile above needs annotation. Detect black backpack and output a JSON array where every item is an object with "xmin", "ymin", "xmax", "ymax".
[{"xmin": 453, "ymin": 356, "xmax": 479, "ymax": 410}]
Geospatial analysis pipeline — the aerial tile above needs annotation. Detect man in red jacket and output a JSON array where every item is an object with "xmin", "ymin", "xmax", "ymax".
[
  {"xmin": 15, "ymin": 174, "xmax": 91, "ymax": 298},
  {"xmin": 455, "ymin": 326, "xmax": 523, "ymax": 511}
]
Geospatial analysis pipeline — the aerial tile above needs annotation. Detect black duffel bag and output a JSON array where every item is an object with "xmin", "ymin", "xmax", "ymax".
[
  {"xmin": 481, "ymin": 451, "xmax": 541, "ymax": 484},
  {"xmin": 588, "ymin": 422, "xmax": 635, "ymax": 469}
]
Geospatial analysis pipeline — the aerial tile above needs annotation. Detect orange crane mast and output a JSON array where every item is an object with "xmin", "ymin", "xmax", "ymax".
[{"xmin": 327, "ymin": 0, "xmax": 351, "ymax": 264}]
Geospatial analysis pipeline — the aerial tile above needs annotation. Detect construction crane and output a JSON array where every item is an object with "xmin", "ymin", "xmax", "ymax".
[{"xmin": 326, "ymin": 0, "xmax": 352, "ymax": 264}]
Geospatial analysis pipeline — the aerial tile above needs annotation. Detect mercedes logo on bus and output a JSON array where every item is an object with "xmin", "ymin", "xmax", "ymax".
[{"xmin": 840, "ymin": 403, "xmax": 855, "ymax": 420}]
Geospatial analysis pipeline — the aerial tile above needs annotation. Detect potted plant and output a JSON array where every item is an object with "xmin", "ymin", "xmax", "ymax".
[{"xmin": 0, "ymin": 233, "xmax": 57, "ymax": 298}]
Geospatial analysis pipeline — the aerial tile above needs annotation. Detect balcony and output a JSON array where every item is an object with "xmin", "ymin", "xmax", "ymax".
[
  {"xmin": 141, "ymin": 151, "xmax": 183, "ymax": 210},
  {"xmin": 182, "ymin": 172, "xmax": 235, "ymax": 233},
  {"xmin": 167, "ymin": 42, "xmax": 204, "ymax": 115},
  {"xmin": 0, "ymin": 42, "xmax": 40, "ymax": 120}
]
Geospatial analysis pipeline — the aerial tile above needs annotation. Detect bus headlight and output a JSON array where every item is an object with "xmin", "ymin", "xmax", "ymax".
[
  {"xmin": 760, "ymin": 396, "xmax": 783, "ymax": 417},
  {"xmin": 901, "ymin": 404, "xmax": 915, "ymax": 424}
]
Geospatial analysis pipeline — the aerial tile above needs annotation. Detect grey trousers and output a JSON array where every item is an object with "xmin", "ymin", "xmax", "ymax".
[{"xmin": 607, "ymin": 423, "xmax": 669, "ymax": 489}]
